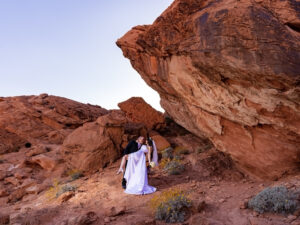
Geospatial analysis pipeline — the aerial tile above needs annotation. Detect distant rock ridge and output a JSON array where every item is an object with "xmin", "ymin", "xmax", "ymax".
[{"xmin": 0, "ymin": 94, "xmax": 108, "ymax": 154}]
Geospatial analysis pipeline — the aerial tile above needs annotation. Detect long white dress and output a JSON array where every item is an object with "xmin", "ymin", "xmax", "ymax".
[{"xmin": 124, "ymin": 145, "xmax": 156, "ymax": 195}]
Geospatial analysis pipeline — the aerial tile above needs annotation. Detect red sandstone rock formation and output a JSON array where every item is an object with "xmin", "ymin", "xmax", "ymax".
[
  {"xmin": 1, "ymin": 95, "xmax": 299, "ymax": 224},
  {"xmin": 0, "ymin": 94, "xmax": 108, "ymax": 154},
  {"xmin": 61, "ymin": 107, "xmax": 163, "ymax": 173},
  {"xmin": 118, "ymin": 97, "xmax": 165, "ymax": 130},
  {"xmin": 62, "ymin": 110, "xmax": 127, "ymax": 173},
  {"xmin": 117, "ymin": 0, "xmax": 300, "ymax": 179}
]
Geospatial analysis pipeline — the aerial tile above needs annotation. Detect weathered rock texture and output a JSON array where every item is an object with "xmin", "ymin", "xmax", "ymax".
[
  {"xmin": 117, "ymin": 0, "xmax": 300, "ymax": 179},
  {"xmin": 62, "ymin": 109, "xmax": 153, "ymax": 173},
  {"xmin": 118, "ymin": 97, "xmax": 165, "ymax": 130},
  {"xmin": 0, "ymin": 94, "xmax": 108, "ymax": 154},
  {"xmin": 62, "ymin": 110, "xmax": 127, "ymax": 173}
]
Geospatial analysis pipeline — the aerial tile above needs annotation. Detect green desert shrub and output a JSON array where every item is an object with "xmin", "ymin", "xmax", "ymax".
[
  {"xmin": 248, "ymin": 186, "xmax": 299, "ymax": 214},
  {"xmin": 67, "ymin": 169, "xmax": 84, "ymax": 181},
  {"xmin": 163, "ymin": 159, "xmax": 184, "ymax": 175},
  {"xmin": 56, "ymin": 184, "xmax": 77, "ymax": 198},
  {"xmin": 162, "ymin": 147, "xmax": 174, "ymax": 159},
  {"xmin": 150, "ymin": 188, "xmax": 192, "ymax": 223},
  {"xmin": 46, "ymin": 180, "xmax": 77, "ymax": 200}
]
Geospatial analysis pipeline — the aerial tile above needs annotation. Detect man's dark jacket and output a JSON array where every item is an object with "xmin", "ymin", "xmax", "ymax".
[
  {"xmin": 123, "ymin": 140, "xmax": 140, "ymax": 155},
  {"xmin": 122, "ymin": 140, "xmax": 141, "ymax": 189}
]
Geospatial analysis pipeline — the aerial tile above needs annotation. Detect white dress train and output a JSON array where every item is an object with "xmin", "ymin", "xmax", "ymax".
[{"xmin": 124, "ymin": 145, "xmax": 156, "ymax": 195}]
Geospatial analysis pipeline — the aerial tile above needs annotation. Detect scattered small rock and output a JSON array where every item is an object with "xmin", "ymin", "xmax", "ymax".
[
  {"xmin": 0, "ymin": 171, "xmax": 7, "ymax": 181},
  {"xmin": 4, "ymin": 176, "xmax": 20, "ymax": 186},
  {"xmin": 25, "ymin": 145, "xmax": 47, "ymax": 157},
  {"xmin": 20, "ymin": 178, "xmax": 36, "ymax": 189},
  {"xmin": 219, "ymin": 198, "xmax": 226, "ymax": 203},
  {"xmin": 0, "ymin": 188, "xmax": 9, "ymax": 197},
  {"xmin": 25, "ymin": 185, "xmax": 40, "ymax": 195},
  {"xmin": 76, "ymin": 211, "xmax": 98, "ymax": 225},
  {"xmin": 57, "ymin": 191, "xmax": 75, "ymax": 203},
  {"xmin": 287, "ymin": 215, "xmax": 297, "ymax": 222},
  {"xmin": 291, "ymin": 221, "xmax": 300, "ymax": 225},
  {"xmin": 8, "ymin": 188, "xmax": 27, "ymax": 203},
  {"xmin": 13, "ymin": 170, "xmax": 28, "ymax": 180},
  {"xmin": 30, "ymin": 154, "xmax": 57, "ymax": 171},
  {"xmin": 240, "ymin": 200, "xmax": 248, "ymax": 209},
  {"xmin": 106, "ymin": 206, "xmax": 126, "ymax": 217},
  {"xmin": 208, "ymin": 184, "xmax": 215, "ymax": 188}
]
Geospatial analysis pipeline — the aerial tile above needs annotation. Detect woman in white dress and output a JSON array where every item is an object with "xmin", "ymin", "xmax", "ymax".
[{"xmin": 123, "ymin": 139, "xmax": 158, "ymax": 195}]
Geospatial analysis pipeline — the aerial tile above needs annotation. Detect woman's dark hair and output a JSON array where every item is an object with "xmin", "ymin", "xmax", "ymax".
[{"xmin": 147, "ymin": 136, "xmax": 153, "ymax": 147}]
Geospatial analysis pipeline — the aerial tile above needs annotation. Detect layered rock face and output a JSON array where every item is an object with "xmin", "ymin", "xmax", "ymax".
[
  {"xmin": 62, "ymin": 110, "xmax": 127, "ymax": 173},
  {"xmin": 117, "ymin": 0, "xmax": 300, "ymax": 179},
  {"xmin": 0, "ymin": 94, "xmax": 108, "ymax": 154},
  {"xmin": 118, "ymin": 97, "xmax": 165, "ymax": 130},
  {"xmin": 0, "ymin": 95, "xmax": 169, "ymax": 206},
  {"xmin": 62, "ymin": 97, "xmax": 169, "ymax": 173}
]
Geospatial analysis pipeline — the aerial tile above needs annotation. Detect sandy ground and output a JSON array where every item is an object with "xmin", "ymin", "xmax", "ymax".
[{"xmin": 1, "ymin": 147, "xmax": 299, "ymax": 225}]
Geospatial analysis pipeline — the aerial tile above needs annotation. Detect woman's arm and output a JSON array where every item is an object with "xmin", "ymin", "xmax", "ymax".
[
  {"xmin": 116, "ymin": 154, "xmax": 127, "ymax": 174},
  {"xmin": 147, "ymin": 146, "xmax": 152, "ymax": 163}
]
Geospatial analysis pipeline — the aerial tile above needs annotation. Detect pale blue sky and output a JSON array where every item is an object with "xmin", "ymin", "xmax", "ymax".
[{"xmin": 0, "ymin": 0, "xmax": 173, "ymax": 111}]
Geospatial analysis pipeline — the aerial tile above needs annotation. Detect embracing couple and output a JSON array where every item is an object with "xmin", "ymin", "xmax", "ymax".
[{"xmin": 116, "ymin": 136, "xmax": 158, "ymax": 195}]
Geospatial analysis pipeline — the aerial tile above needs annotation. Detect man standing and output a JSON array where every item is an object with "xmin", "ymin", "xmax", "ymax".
[{"xmin": 117, "ymin": 136, "xmax": 145, "ymax": 189}]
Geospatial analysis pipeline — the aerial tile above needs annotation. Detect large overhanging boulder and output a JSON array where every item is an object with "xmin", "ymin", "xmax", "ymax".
[{"xmin": 117, "ymin": 0, "xmax": 300, "ymax": 179}]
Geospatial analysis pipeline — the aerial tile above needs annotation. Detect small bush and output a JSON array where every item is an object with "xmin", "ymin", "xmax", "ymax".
[
  {"xmin": 162, "ymin": 147, "xmax": 173, "ymax": 159},
  {"xmin": 248, "ymin": 186, "xmax": 299, "ymax": 214},
  {"xmin": 56, "ymin": 184, "xmax": 77, "ymax": 198},
  {"xmin": 150, "ymin": 188, "xmax": 192, "ymax": 223},
  {"xmin": 159, "ymin": 158, "xmax": 171, "ymax": 169},
  {"xmin": 45, "ymin": 180, "xmax": 77, "ymax": 200},
  {"xmin": 45, "ymin": 179, "xmax": 61, "ymax": 200},
  {"xmin": 71, "ymin": 172, "xmax": 83, "ymax": 180},
  {"xmin": 67, "ymin": 169, "xmax": 83, "ymax": 181},
  {"xmin": 164, "ymin": 159, "xmax": 184, "ymax": 175}
]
